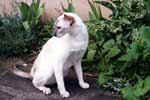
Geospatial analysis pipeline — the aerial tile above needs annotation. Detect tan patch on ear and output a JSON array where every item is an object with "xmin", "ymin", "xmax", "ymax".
[{"xmin": 64, "ymin": 14, "xmax": 75, "ymax": 26}]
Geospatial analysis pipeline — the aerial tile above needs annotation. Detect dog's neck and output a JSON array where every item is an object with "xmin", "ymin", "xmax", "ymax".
[{"xmin": 64, "ymin": 25, "xmax": 88, "ymax": 51}]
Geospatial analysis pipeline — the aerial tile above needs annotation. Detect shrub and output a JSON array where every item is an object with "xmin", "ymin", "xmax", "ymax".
[
  {"xmin": 0, "ymin": 16, "xmax": 36, "ymax": 56},
  {"xmin": 19, "ymin": 0, "xmax": 44, "ymax": 31},
  {"xmin": 0, "ymin": 0, "xmax": 54, "ymax": 56},
  {"xmin": 86, "ymin": 0, "xmax": 150, "ymax": 99}
]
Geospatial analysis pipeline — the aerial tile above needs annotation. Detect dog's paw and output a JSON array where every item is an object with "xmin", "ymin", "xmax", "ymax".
[
  {"xmin": 79, "ymin": 82, "xmax": 90, "ymax": 89},
  {"xmin": 38, "ymin": 87, "xmax": 51, "ymax": 95},
  {"xmin": 61, "ymin": 91, "xmax": 70, "ymax": 98},
  {"xmin": 43, "ymin": 88, "xmax": 51, "ymax": 94}
]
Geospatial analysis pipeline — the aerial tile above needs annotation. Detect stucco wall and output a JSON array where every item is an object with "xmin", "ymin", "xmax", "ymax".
[{"xmin": 0, "ymin": 0, "xmax": 112, "ymax": 21}]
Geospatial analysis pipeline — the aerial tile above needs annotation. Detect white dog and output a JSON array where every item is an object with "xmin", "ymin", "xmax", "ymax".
[{"xmin": 13, "ymin": 12, "xmax": 89, "ymax": 97}]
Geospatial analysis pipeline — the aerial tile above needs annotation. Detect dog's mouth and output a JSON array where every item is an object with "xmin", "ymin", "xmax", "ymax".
[
  {"xmin": 53, "ymin": 34, "xmax": 62, "ymax": 38},
  {"xmin": 54, "ymin": 35, "xmax": 62, "ymax": 38},
  {"xmin": 53, "ymin": 32, "xmax": 66, "ymax": 38},
  {"xmin": 52, "ymin": 31, "xmax": 61, "ymax": 38}
]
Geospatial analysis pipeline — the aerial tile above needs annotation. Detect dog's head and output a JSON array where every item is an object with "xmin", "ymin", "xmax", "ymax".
[{"xmin": 52, "ymin": 13, "xmax": 75, "ymax": 37}]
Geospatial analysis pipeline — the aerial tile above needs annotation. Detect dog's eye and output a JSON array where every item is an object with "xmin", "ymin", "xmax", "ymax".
[{"xmin": 57, "ymin": 26, "xmax": 61, "ymax": 29}]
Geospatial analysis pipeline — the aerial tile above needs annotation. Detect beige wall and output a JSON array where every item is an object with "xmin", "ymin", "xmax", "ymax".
[{"xmin": 0, "ymin": 0, "xmax": 112, "ymax": 21}]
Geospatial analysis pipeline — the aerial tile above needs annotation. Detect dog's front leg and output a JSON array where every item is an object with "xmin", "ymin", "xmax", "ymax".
[
  {"xmin": 74, "ymin": 61, "xmax": 90, "ymax": 89},
  {"xmin": 54, "ymin": 63, "xmax": 70, "ymax": 98}
]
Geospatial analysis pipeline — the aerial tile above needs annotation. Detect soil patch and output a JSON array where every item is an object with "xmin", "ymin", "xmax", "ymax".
[{"xmin": 0, "ymin": 57, "xmax": 121, "ymax": 100}]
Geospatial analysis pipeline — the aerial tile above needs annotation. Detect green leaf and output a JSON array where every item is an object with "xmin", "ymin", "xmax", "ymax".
[
  {"xmin": 142, "ymin": 77, "xmax": 150, "ymax": 95},
  {"xmin": 98, "ymin": 72, "xmax": 108, "ymax": 85},
  {"xmin": 116, "ymin": 34, "xmax": 122, "ymax": 44},
  {"xmin": 121, "ymin": 77, "xmax": 150, "ymax": 100},
  {"xmin": 119, "ymin": 55, "xmax": 130, "ymax": 61},
  {"xmin": 95, "ymin": 0, "xmax": 116, "ymax": 15},
  {"xmin": 37, "ymin": 4, "xmax": 44, "ymax": 18},
  {"xmin": 88, "ymin": 0, "xmax": 102, "ymax": 20},
  {"xmin": 107, "ymin": 46, "xmax": 120, "ymax": 58},
  {"xmin": 103, "ymin": 39, "xmax": 115, "ymax": 49},
  {"xmin": 122, "ymin": 18, "xmax": 131, "ymax": 24},
  {"xmin": 139, "ymin": 26, "xmax": 150, "ymax": 44},
  {"xmin": 19, "ymin": 2, "xmax": 30, "ymax": 21},
  {"xmin": 88, "ymin": 43, "xmax": 97, "ymax": 50},
  {"xmin": 121, "ymin": 86, "xmax": 139, "ymax": 100},
  {"xmin": 87, "ymin": 50, "xmax": 96, "ymax": 61},
  {"xmin": 61, "ymin": 0, "xmax": 75, "ymax": 12},
  {"xmin": 67, "ymin": 0, "xmax": 75, "ymax": 12},
  {"xmin": 19, "ymin": 0, "xmax": 44, "ymax": 28},
  {"xmin": 134, "ymin": 80, "xmax": 144, "ymax": 97},
  {"xmin": 23, "ymin": 21, "xmax": 30, "ymax": 30}
]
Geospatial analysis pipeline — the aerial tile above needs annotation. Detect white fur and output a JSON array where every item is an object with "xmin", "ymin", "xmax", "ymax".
[{"xmin": 13, "ymin": 13, "xmax": 89, "ymax": 98}]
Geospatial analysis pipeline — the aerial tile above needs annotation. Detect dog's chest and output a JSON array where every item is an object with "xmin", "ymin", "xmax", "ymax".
[
  {"xmin": 63, "ymin": 33, "xmax": 88, "ymax": 70},
  {"xmin": 69, "ymin": 50, "xmax": 84, "ymax": 62},
  {"xmin": 63, "ymin": 50, "xmax": 84, "ymax": 72},
  {"xmin": 69, "ymin": 38, "xmax": 87, "ymax": 60}
]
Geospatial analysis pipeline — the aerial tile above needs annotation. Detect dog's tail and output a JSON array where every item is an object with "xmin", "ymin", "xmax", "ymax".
[{"xmin": 12, "ymin": 64, "xmax": 32, "ymax": 79}]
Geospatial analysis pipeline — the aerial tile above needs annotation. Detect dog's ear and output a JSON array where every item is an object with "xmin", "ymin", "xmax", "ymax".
[
  {"xmin": 64, "ymin": 14, "xmax": 75, "ymax": 26},
  {"xmin": 55, "ymin": 8, "xmax": 63, "ymax": 16}
]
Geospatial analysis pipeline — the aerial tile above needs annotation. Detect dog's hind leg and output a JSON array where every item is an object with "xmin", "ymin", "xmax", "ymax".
[{"xmin": 32, "ymin": 73, "xmax": 52, "ymax": 94}]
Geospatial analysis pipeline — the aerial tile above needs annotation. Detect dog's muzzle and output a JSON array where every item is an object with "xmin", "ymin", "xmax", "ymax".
[
  {"xmin": 52, "ymin": 31, "xmax": 62, "ymax": 38},
  {"xmin": 52, "ymin": 32, "xmax": 57, "ymax": 36},
  {"xmin": 52, "ymin": 29, "xmax": 57, "ymax": 37}
]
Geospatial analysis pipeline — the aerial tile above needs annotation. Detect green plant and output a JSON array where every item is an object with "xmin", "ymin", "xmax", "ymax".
[
  {"xmin": 61, "ymin": 0, "xmax": 75, "ymax": 12},
  {"xmin": 86, "ymin": 0, "xmax": 150, "ymax": 99},
  {"xmin": 0, "ymin": 16, "xmax": 36, "ymax": 56},
  {"xmin": 121, "ymin": 77, "xmax": 150, "ymax": 100},
  {"xmin": 0, "ymin": 0, "xmax": 54, "ymax": 56},
  {"xmin": 88, "ymin": 0, "xmax": 103, "ymax": 21},
  {"xmin": 37, "ymin": 19, "xmax": 54, "ymax": 45},
  {"xmin": 19, "ymin": 0, "xmax": 44, "ymax": 31}
]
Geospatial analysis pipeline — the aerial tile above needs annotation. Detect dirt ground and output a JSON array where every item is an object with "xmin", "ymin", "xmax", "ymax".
[{"xmin": 0, "ymin": 57, "xmax": 121, "ymax": 100}]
